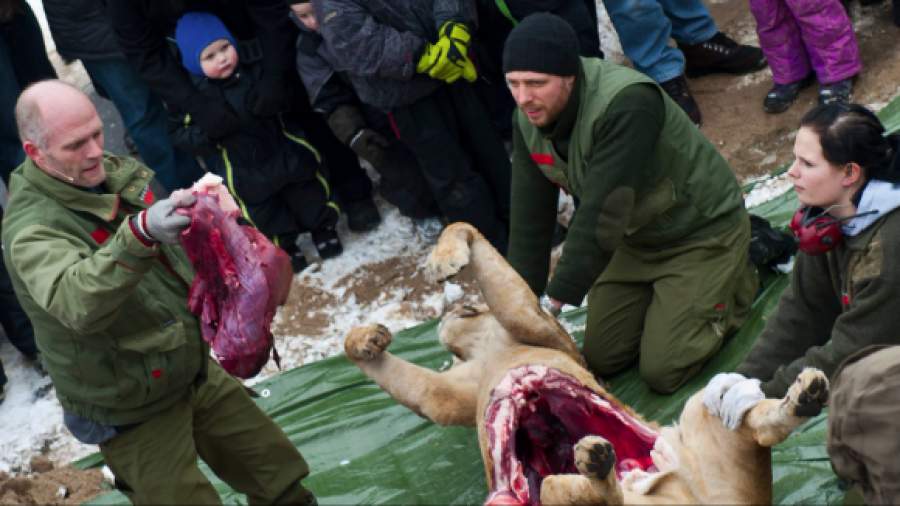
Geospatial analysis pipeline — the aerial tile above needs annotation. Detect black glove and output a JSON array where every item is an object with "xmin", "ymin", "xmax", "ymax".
[
  {"xmin": 326, "ymin": 104, "xmax": 367, "ymax": 145},
  {"xmin": 247, "ymin": 72, "xmax": 288, "ymax": 117},
  {"xmin": 185, "ymin": 93, "xmax": 242, "ymax": 140},
  {"xmin": 349, "ymin": 129, "xmax": 391, "ymax": 168}
]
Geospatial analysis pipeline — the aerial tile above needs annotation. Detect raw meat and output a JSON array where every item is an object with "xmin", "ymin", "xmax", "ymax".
[{"xmin": 179, "ymin": 180, "xmax": 292, "ymax": 378}]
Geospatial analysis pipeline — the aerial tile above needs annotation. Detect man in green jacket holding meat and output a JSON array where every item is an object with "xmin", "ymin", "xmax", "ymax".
[
  {"xmin": 504, "ymin": 14, "xmax": 758, "ymax": 393},
  {"xmin": 3, "ymin": 80, "xmax": 315, "ymax": 505}
]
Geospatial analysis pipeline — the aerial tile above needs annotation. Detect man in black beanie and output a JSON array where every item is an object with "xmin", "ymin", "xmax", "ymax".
[{"xmin": 504, "ymin": 13, "xmax": 758, "ymax": 394}]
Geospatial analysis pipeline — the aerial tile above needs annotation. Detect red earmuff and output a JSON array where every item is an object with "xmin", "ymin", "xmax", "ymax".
[{"xmin": 789, "ymin": 207, "xmax": 843, "ymax": 255}]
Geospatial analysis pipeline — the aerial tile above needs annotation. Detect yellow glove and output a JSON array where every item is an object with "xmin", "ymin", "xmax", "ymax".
[{"xmin": 416, "ymin": 21, "xmax": 477, "ymax": 83}]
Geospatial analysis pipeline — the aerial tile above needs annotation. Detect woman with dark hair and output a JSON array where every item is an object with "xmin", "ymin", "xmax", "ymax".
[{"xmin": 736, "ymin": 103, "xmax": 900, "ymax": 398}]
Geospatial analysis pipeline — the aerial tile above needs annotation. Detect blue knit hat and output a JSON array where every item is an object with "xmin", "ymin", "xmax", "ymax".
[{"xmin": 175, "ymin": 11, "xmax": 237, "ymax": 76}]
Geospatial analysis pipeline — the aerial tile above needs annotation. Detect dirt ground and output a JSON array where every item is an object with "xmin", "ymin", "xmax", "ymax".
[
  {"xmin": 701, "ymin": 0, "xmax": 900, "ymax": 180},
  {"xmin": 0, "ymin": 457, "xmax": 105, "ymax": 505}
]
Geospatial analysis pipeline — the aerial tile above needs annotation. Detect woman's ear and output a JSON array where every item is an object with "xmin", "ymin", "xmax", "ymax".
[{"xmin": 842, "ymin": 162, "xmax": 863, "ymax": 187}]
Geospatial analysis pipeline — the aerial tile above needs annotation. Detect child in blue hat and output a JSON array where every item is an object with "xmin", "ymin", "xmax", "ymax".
[{"xmin": 169, "ymin": 11, "xmax": 343, "ymax": 271}]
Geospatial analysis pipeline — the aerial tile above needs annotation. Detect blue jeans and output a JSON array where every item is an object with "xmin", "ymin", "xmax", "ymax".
[
  {"xmin": 604, "ymin": 0, "xmax": 718, "ymax": 82},
  {"xmin": 82, "ymin": 58, "xmax": 202, "ymax": 191}
]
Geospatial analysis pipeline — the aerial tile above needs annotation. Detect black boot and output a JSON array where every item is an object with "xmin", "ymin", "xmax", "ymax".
[
  {"xmin": 345, "ymin": 198, "xmax": 381, "ymax": 233},
  {"xmin": 660, "ymin": 74, "xmax": 702, "ymax": 126},
  {"xmin": 763, "ymin": 75, "xmax": 814, "ymax": 114},
  {"xmin": 313, "ymin": 228, "xmax": 344, "ymax": 260},
  {"xmin": 679, "ymin": 32, "xmax": 767, "ymax": 77},
  {"xmin": 818, "ymin": 78, "xmax": 853, "ymax": 106},
  {"xmin": 281, "ymin": 241, "xmax": 309, "ymax": 274}
]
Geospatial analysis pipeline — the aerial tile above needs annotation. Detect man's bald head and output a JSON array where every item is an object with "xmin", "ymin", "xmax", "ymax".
[
  {"xmin": 15, "ymin": 80, "xmax": 93, "ymax": 149},
  {"xmin": 15, "ymin": 80, "xmax": 107, "ymax": 187}
]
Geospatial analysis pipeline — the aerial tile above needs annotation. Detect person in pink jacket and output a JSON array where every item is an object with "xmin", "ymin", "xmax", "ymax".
[{"xmin": 749, "ymin": 0, "xmax": 861, "ymax": 113}]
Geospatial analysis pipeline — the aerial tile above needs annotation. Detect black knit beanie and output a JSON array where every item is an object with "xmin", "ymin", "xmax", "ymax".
[{"xmin": 503, "ymin": 13, "xmax": 579, "ymax": 76}]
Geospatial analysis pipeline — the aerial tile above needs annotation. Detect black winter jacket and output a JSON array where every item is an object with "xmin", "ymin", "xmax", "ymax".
[
  {"xmin": 43, "ymin": 0, "xmax": 121, "ymax": 61},
  {"xmin": 108, "ymin": 0, "xmax": 295, "ymax": 109},
  {"xmin": 310, "ymin": 0, "xmax": 476, "ymax": 110},
  {"xmin": 168, "ymin": 63, "xmax": 322, "ymax": 207}
]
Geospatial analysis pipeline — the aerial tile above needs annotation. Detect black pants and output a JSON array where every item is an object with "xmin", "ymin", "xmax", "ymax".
[
  {"xmin": 362, "ymin": 105, "xmax": 439, "ymax": 220},
  {"xmin": 288, "ymin": 77, "xmax": 373, "ymax": 207},
  {"xmin": 392, "ymin": 83, "xmax": 511, "ymax": 253},
  {"xmin": 0, "ymin": 211, "xmax": 38, "ymax": 388}
]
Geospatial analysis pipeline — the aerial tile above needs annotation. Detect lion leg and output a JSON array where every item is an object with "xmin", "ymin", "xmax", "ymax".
[
  {"xmin": 426, "ymin": 223, "xmax": 584, "ymax": 365},
  {"xmin": 744, "ymin": 368, "xmax": 829, "ymax": 447},
  {"xmin": 540, "ymin": 436, "xmax": 624, "ymax": 505},
  {"xmin": 344, "ymin": 324, "xmax": 480, "ymax": 426}
]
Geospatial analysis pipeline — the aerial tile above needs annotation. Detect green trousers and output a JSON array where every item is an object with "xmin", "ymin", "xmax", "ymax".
[
  {"xmin": 100, "ymin": 359, "xmax": 315, "ymax": 505},
  {"xmin": 829, "ymin": 345, "xmax": 900, "ymax": 506},
  {"xmin": 583, "ymin": 215, "xmax": 758, "ymax": 393}
]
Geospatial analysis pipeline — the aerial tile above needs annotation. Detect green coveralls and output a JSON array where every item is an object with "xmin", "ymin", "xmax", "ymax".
[
  {"xmin": 2, "ymin": 156, "xmax": 314, "ymax": 504},
  {"xmin": 508, "ymin": 58, "xmax": 757, "ymax": 393}
]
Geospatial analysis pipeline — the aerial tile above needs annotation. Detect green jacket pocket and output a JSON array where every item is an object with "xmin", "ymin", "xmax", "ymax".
[{"xmin": 114, "ymin": 320, "xmax": 188, "ymax": 407}]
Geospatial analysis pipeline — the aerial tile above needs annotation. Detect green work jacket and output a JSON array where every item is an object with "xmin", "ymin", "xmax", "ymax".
[
  {"xmin": 509, "ymin": 57, "xmax": 745, "ymax": 304},
  {"xmin": 2, "ymin": 155, "xmax": 206, "ymax": 425}
]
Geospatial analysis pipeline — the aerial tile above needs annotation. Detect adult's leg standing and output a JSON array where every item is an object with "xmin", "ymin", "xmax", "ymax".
[
  {"xmin": 656, "ymin": 0, "xmax": 718, "ymax": 45},
  {"xmin": 82, "ymin": 58, "xmax": 202, "ymax": 191},
  {"xmin": 0, "ymin": 1, "xmax": 56, "ymax": 181},
  {"xmin": 602, "ymin": 0, "xmax": 685, "ymax": 83},
  {"xmin": 392, "ymin": 88, "xmax": 509, "ymax": 252},
  {"xmin": 99, "ymin": 394, "xmax": 225, "ymax": 504},
  {"xmin": 446, "ymin": 83, "xmax": 511, "ymax": 229},
  {"xmin": 193, "ymin": 362, "xmax": 316, "ymax": 505},
  {"xmin": 0, "ymin": 28, "xmax": 22, "ymax": 182}
]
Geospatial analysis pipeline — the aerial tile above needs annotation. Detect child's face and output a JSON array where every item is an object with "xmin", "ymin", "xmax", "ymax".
[
  {"xmin": 290, "ymin": 3, "xmax": 319, "ymax": 32},
  {"xmin": 200, "ymin": 39, "xmax": 239, "ymax": 79}
]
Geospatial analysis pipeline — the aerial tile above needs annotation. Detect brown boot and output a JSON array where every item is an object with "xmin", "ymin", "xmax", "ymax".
[
  {"xmin": 678, "ymin": 32, "xmax": 767, "ymax": 78},
  {"xmin": 660, "ymin": 74, "xmax": 702, "ymax": 126}
]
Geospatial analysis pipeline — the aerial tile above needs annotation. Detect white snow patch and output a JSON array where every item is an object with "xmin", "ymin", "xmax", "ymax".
[
  {"xmin": 743, "ymin": 172, "xmax": 794, "ymax": 208},
  {"xmin": 443, "ymin": 282, "xmax": 464, "ymax": 304},
  {"xmin": 0, "ymin": 345, "xmax": 93, "ymax": 474}
]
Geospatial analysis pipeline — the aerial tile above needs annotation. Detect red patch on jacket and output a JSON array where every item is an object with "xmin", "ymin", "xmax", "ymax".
[
  {"xmin": 151, "ymin": 369, "xmax": 163, "ymax": 378},
  {"xmin": 841, "ymin": 293, "xmax": 850, "ymax": 306},
  {"xmin": 90, "ymin": 227, "xmax": 110, "ymax": 244},
  {"xmin": 530, "ymin": 153, "xmax": 554, "ymax": 165}
]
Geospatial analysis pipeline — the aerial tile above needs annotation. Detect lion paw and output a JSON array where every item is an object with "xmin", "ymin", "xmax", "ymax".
[
  {"xmin": 425, "ymin": 235, "xmax": 471, "ymax": 282},
  {"xmin": 575, "ymin": 435, "xmax": 616, "ymax": 480},
  {"xmin": 786, "ymin": 368, "xmax": 829, "ymax": 418},
  {"xmin": 344, "ymin": 324, "xmax": 393, "ymax": 362}
]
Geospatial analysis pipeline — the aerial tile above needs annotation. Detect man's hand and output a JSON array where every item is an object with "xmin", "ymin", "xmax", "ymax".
[
  {"xmin": 141, "ymin": 193, "xmax": 197, "ymax": 244},
  {"xmin": 247, "ymin": 73, "xmax": 288, "ymax": 117},
  {"xmin": 416, "ymin": 21, "xmax": 477, "ymax": 84},
  {"xmin": 186, "ymin": 93, "xmax": 241, "ymax": 140}
]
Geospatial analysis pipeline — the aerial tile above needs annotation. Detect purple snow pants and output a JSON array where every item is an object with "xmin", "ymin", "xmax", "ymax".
[{"xmin": 749, "ymin": 0, "xmax": 861, "ymax": 85}]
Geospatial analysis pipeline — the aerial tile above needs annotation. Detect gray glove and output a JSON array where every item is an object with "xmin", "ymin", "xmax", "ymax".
[{"xmin": 141, "ymin": 193, "xmax": 196, "ymax": 244}]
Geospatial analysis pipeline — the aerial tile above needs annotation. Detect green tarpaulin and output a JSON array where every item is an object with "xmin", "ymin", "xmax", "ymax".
[{"xmin": 84, "ymin": 98, "xmax": 900, "ymax": 504}]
